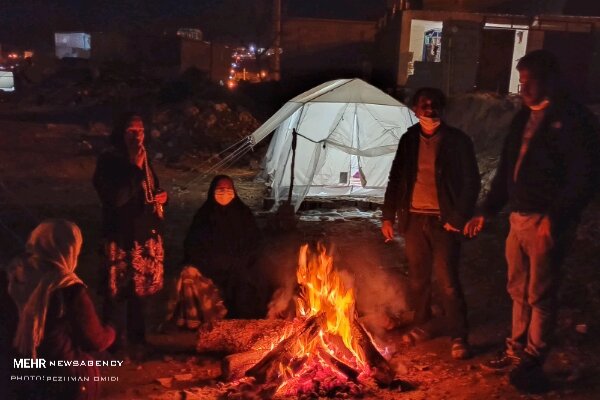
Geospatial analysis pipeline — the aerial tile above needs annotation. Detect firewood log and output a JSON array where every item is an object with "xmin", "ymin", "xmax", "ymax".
[
  {"xmin": 350, "ymin": 318, "xmax": 395, "ymax": 385},
  {"xmin": 222, "ymin": 350, "xmax": 266, "ymax": 381},
  {"xmin": 196, "ymin": 319, "xmax": 291, "ymax": 354},
  {"xmin": 246, "ymin": 313, "xmax": 325, "ymax": 383},
  {"xmin": 318, "ymin": 348, "xmax": 359, "ymax": 382}
]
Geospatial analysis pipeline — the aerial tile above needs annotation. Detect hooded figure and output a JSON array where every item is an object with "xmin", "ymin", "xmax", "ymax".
[
  {"xmin": 13, "ymin": 219, "xmax": 115, "ymax": 400},
  {"xmin": 183, "ymin": 175, "xmax": 263, "ymax": 318}
]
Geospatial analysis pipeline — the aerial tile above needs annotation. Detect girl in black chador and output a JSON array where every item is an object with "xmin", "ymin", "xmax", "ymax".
[{"xmin": 183, "ymin": 175, "xmax": 263, "ymax": 318}]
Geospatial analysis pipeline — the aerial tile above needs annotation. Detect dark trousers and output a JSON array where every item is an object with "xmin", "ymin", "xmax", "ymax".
[
  {"xmin": 103, "ymin": 291, "xmax": 147, "ymax": 350},
  {"xmin": 404, "ymin": 213, "xmax": 468, "ymax": 340}
]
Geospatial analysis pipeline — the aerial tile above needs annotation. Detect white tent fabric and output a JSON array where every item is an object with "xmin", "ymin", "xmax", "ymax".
[{"xmin": 251, "ymin": 78, "xmax": 416, "ymax": 210}]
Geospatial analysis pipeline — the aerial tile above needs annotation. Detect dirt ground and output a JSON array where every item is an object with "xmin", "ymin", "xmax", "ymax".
[{"xmin": 1, "ymin": 112, "xmax": 599, "ymax": 400}]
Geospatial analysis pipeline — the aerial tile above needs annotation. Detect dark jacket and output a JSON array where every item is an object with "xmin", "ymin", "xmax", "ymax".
[
  {"xmin": 33, "ymin": 283, "xmax": 115, "ymax": 400},
  {"xmin": 93, "ymin": 149, "xmax": 163, "ymax": 244},
  {"xmin": 481, "ymin": 100, "xmax": 598, "ymax": 230},
  {"xmin": 382, "ymin": 123, "xmax": 481, "ymax": 232}
]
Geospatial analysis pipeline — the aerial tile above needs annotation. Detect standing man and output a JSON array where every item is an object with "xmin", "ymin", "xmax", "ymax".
[
  {"xmin": 465, "ymin": 50, "xmax": 598, "ymax": 391},
  {"xmin": 382, "ymin": 87, "xmax": 480, "ymax": 359}
]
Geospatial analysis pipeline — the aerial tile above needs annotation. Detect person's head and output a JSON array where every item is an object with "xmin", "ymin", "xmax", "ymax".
[
  {"xmin": 208, "ymin": 175, "xmax": 237, "ymax": 207},
  {"xmin": 411, "ymin": 87, "xmax": 446, "ymax": 133},
  {"xmin": 411, "ymin": 87, "xmax": 446, "ymax": 119},
  {"xmin": 26, "ymin": 219, "xmax": 83, "ymax": 274},
  {"xmin": 516, "ymin": 50, "xmax": 560, "ymax": 107},
  {"xmin": 111, "ymin": 112, "xmax": 145, "ymax": 152}
]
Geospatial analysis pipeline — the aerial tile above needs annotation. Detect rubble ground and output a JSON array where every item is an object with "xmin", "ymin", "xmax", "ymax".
[{"xmin": 0, "ymin": 96, "xmax": 599, "ymax": 399}]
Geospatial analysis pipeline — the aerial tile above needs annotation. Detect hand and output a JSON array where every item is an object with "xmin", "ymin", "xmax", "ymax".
[
  {"xmin": 381, "ymin": 220, "xmax": 394, "ymax": 241},
  {"xmin": 463, "ymin": 216, "xmax": 485, "ymax": 238},
  {"xmin": 129, "ymin": 145, "xmax": 146, "ymax": 169},
  {"xmin": 537, "ymin": 215, "xmax": 553, "ymax": 248},
  {"xmin": 154, "ymin": 191, "xmax": 168, "ymax": 205},
  {"xmin": 443, "ymin": 222, "xmax": 460, "ymax": 233}
]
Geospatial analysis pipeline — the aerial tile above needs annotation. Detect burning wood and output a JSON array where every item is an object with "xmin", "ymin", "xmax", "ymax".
[
  {"xmin": 222, "ymin": 351, "xmax": 265, "ymax": 381},
  {"xmin": 218, "ymin": 243, "xmax": 397, "ymax": 397},
  {"xmin": 350, "ymin": 318, "xmax": 395, "ymax": 385},
  {"xmin": 245, "ymin": 313, "xmax": 325, "ymax": 384},
  {"xmin": 196, "ymin": 319, "xmax": 292, "ymax": 354}
]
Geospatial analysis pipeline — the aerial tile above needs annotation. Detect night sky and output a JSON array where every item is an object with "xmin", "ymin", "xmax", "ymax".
[
  {"xmin": 1, "ymin": 0, "xmax": 598, "ymax": 49},
  {"xmin": 0, "ymin": 0, "xmax": 387, "ymax": 48}
]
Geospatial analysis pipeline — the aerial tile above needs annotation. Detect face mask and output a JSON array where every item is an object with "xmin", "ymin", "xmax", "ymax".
[
  {"xmin": 418, "ymin": 116, "xmax": 441, "ymax": 132},
  {"xmin": 215, "ymin": 189, "xmax": 235, "ymax": 206}
]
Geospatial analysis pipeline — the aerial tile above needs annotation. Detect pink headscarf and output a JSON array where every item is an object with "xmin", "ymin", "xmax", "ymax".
[{"xmin": 14, "ymin": 219, "xmax": 84, "ymax": 358}]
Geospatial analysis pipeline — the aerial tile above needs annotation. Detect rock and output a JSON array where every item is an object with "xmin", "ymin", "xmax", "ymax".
[
  {"xmin": 205, "ymin": 114, "xmax": 217, "ymax": 128},
  {"xmin": 214, "ymin": 103, "xmax": 229, "ymax": 112},
  {"xmin": 89, "ymin": 122, "xmax": 110, "ymax": 136},
  {"xmin": 174, "ymin": 373, "xmax": 194, "ymax": 382},
  {"xmin": 78, "ymin": 140, "xmax": 93, "ymax": 150},
  {"xmin": 185, "ymin": 105, "xmax": 200, "ymax": 117},
  {"xmin": 151, "ymin": 129, "xmax": 161, "ymax": 139},
  {"xmin": 575, "ymin": 324, "xmax": 588, "ymax": 334},
  {"xmin": 156, "ymin": 377, "xmax": 173, "ymax": 388}
]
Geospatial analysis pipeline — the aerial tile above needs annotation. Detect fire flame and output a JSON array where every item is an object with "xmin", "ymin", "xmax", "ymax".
[
  {"xmin": 295, "ymin": 243, "xmax": 366, "ymax": 367},
  {"xmin": 233, "ymin": 242, "xmax": 396, "ymax": 397}
]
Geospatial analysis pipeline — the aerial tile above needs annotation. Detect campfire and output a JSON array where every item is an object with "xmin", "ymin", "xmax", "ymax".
[{"xmin": 211, "ymin": 243, "xmax": 396, "ymax": 398}]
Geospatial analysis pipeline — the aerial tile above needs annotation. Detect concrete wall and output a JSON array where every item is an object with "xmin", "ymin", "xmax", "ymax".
[
  {"xmin": 180, "ymin": 40, "xmax": 232, "ymax": 83},
  {"xmin": 509, "ymin": 29, "xmax": 529, "ymax": 93},
  {"xmin": 398, "ymin": 10, "xmax": 488, "ymax": 87},
  {"xmin": 282, "ymin": 18, "xmax": 376, "ymax": 55},
  {"xmin": 281, "ymin": 18, "xmax": 377, "ymax": 79},
  {"xmin": 180, "ymin": 39, "xmax": 211, "ymax": 72}
]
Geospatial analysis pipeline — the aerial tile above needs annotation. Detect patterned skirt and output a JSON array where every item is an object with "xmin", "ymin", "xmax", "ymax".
[{"xmin": 104, "ymin": 234, "xmax": 164, "ymax": 298}]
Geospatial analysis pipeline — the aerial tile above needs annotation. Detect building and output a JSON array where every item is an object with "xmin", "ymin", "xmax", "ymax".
[
  {"xmin": 382, "ymin": 8, "xmax": 600, "ymax": 100},
  {"xmin": 280, "ymin": 17, "xmax": 378, "ymax": 81}
]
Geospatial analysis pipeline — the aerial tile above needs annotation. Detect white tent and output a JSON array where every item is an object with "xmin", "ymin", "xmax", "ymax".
[{"xmin": 251, "ymin": 78, "xmax": 416, "ymax": 210}]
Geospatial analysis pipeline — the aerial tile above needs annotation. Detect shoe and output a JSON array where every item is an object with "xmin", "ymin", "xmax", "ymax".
[
  {"xmin": 400, "ymin": 327, "xmax": 431, "ymax": 346},
  {"xmin": 509, "ymin": 354, "xmax": 549, "ymax": 394},
  {"xmin": 451, "ymin": 338, "xmax": 471, "ymax": 360},
  {"xmin": 480, "ymin": 351, "xmax": 520, "ymax": 371}
]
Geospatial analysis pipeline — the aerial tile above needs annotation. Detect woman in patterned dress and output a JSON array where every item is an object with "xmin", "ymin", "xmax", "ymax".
[{"xmin": 93, "ymin": 112, "xmax": 167, "ymax": 356}]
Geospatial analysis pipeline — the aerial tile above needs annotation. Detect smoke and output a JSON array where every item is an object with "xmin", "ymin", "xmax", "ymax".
[{"xmin": 261, "ymin": 228, "xmax": 410, "ymax": 338}]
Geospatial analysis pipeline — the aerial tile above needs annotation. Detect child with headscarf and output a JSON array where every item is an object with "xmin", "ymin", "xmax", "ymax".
[{"xmin": 12, "ymin": 219, "xmax": 115, "ymax": 400}]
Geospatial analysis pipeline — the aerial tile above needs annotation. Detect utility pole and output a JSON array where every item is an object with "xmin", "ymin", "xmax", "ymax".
[{"xmin": 272, "ymin": 0, "xmax": 281, "ymax": 81}]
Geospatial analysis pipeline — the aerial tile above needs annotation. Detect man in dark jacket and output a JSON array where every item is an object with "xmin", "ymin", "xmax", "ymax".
[
  {"xmin": 382, "ymin": 87, "xmax": 480, "ymax": 359},
  {"xmin": 465, "ymin": 50, "xmax": 598, "ymax": 392}
]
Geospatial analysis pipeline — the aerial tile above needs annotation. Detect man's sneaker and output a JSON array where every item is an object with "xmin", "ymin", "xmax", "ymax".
[
  {"xmin": 451, "ymin": 338, "xmax": 472, "ymax": 360},
  {"xmin": 480, "ymin": 351, "xmax": 520, "ymax": 371},
  {"xmin": 509, "ymin": 355, "xmax": 549, "ymax": 393}
]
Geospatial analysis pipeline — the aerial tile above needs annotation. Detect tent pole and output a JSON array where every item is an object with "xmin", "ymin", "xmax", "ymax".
[{"xmin": 287, "ymin": 128, "xmax": 298, "ymax": 204}]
